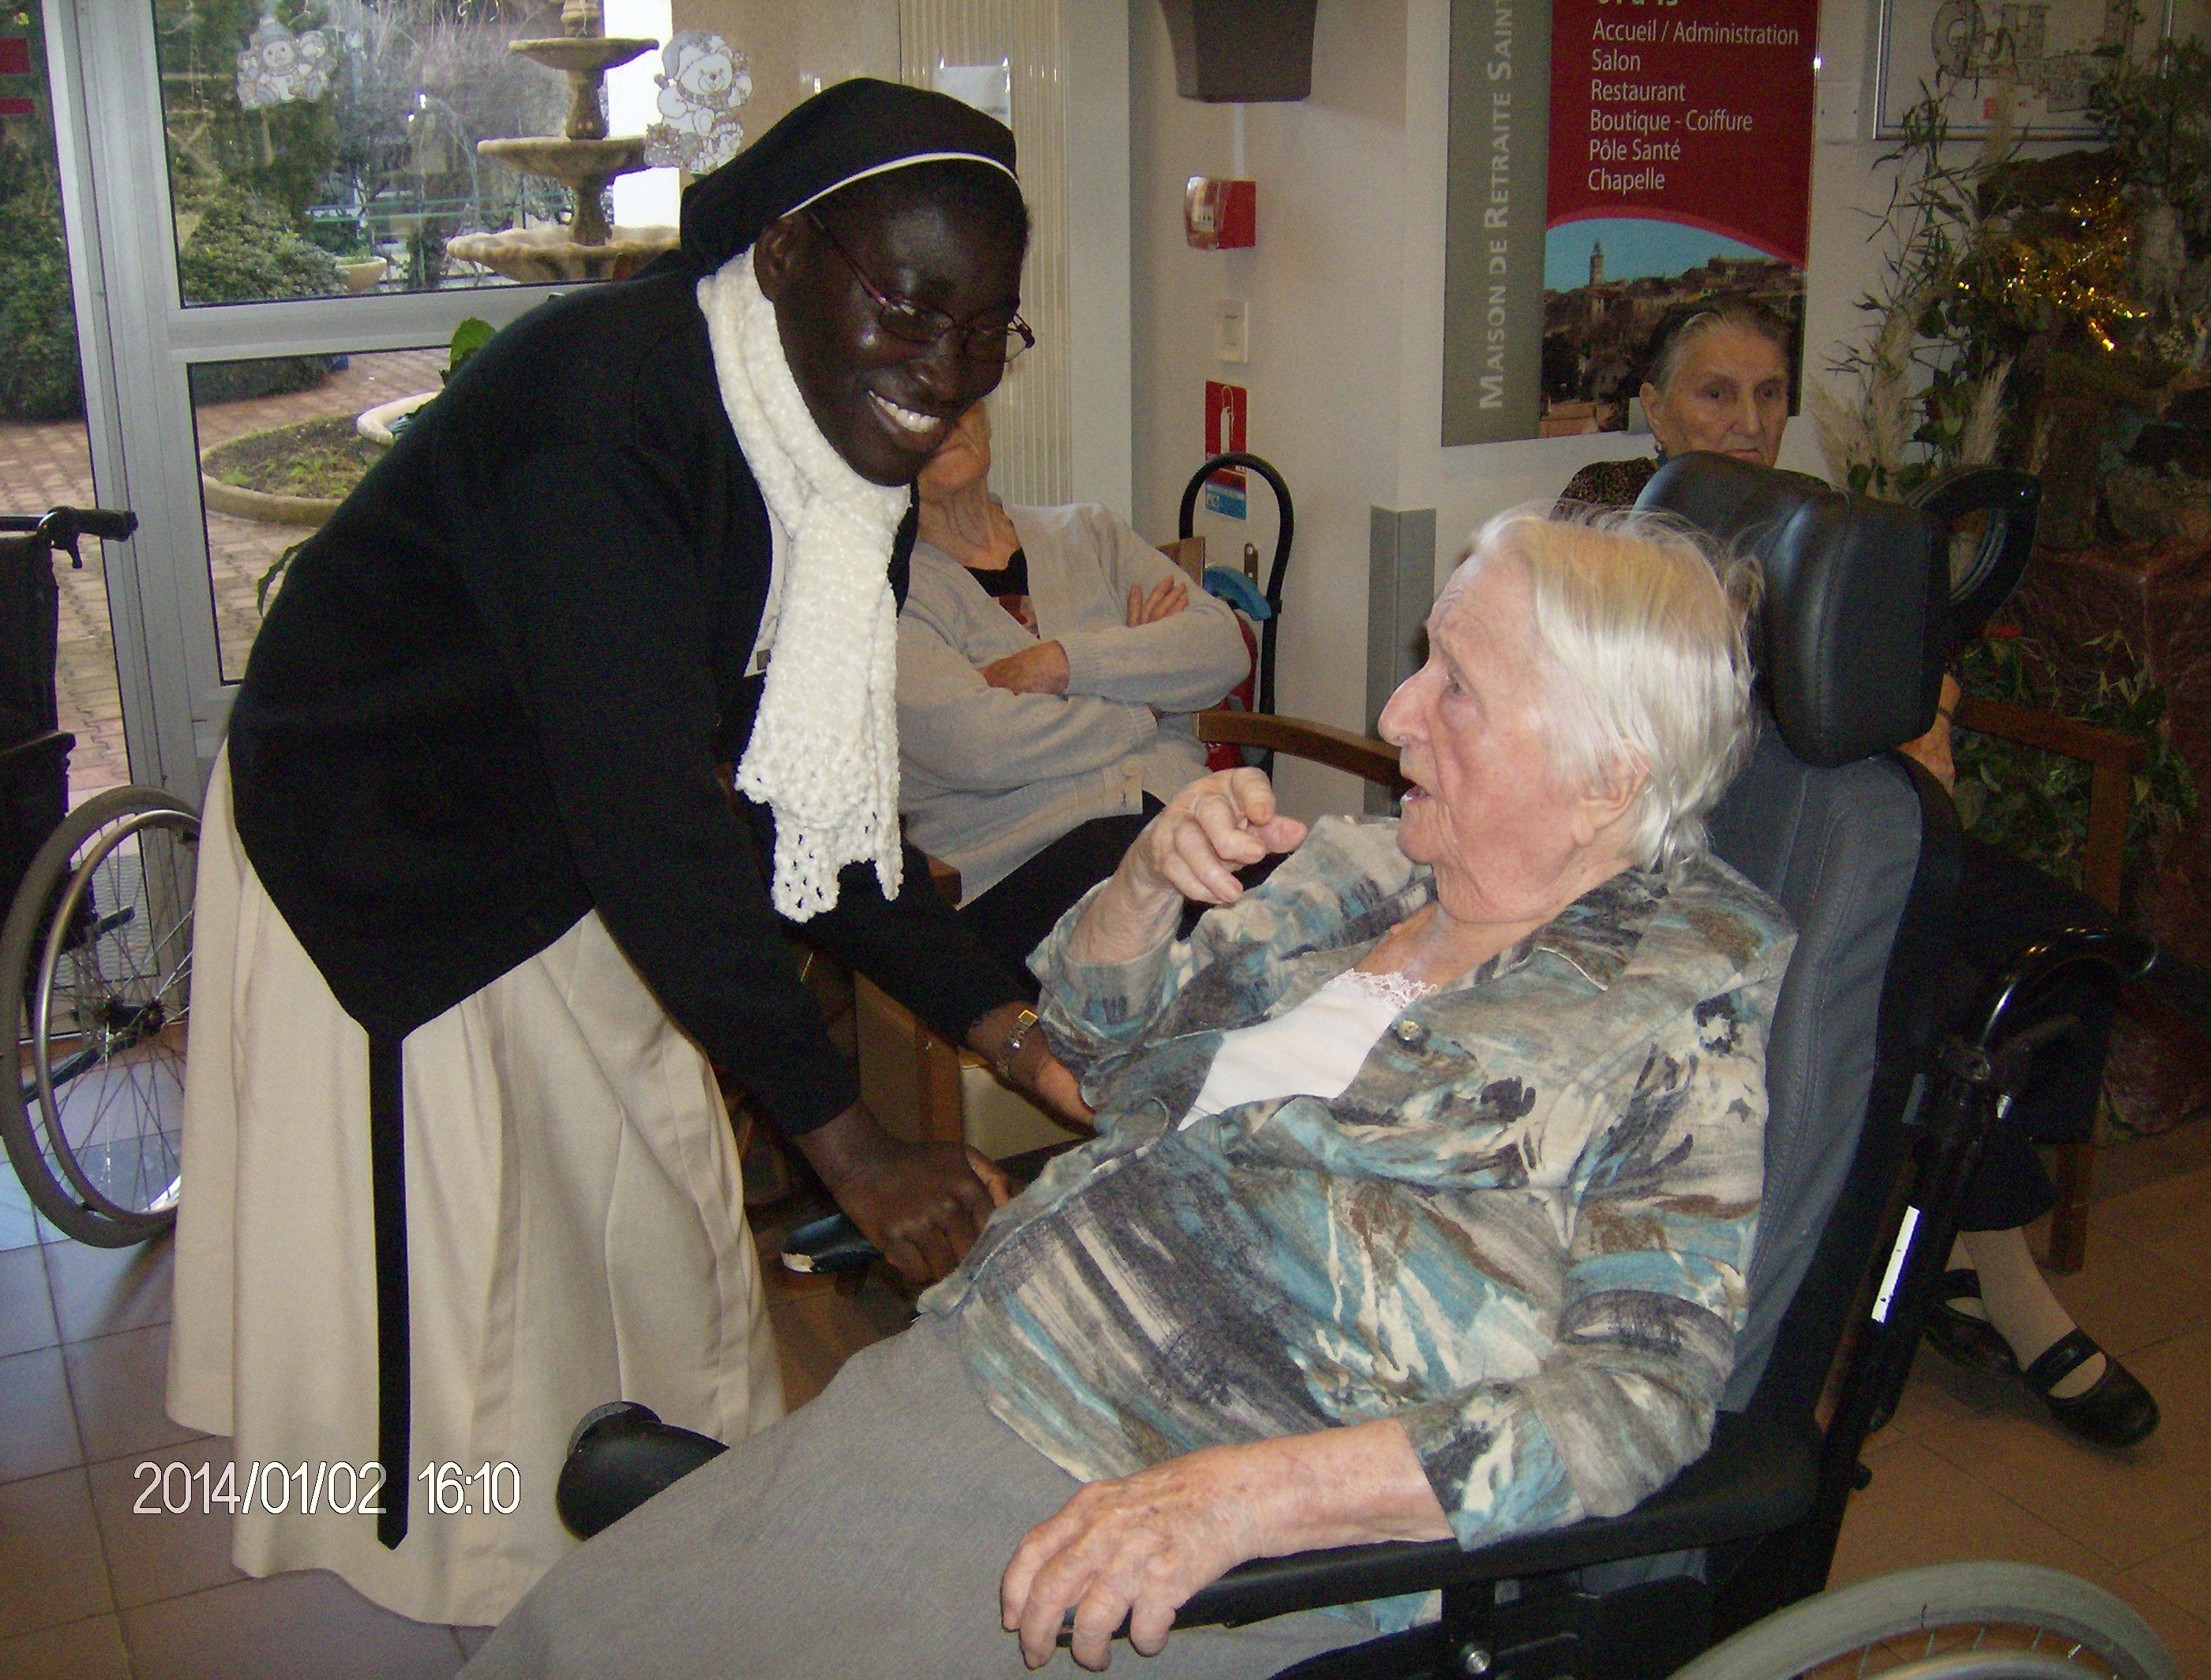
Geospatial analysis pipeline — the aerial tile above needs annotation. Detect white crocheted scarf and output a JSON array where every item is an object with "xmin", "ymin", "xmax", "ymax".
[{"xmin": 697, "ymin": 247, "xmax": 909, "ymax": 921}]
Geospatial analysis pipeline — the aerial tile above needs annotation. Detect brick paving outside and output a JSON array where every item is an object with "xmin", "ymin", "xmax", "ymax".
[{"xmin": 0, "ymin": 347, "xmax": 447, "ymax": 805}]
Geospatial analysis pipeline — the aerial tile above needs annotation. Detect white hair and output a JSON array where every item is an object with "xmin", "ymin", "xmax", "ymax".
[{"xmin": 1441, "ymin": 504, "xmax": 1758, "ymax": 873}]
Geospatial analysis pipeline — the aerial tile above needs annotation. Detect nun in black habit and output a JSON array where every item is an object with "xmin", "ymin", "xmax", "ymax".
[{"xmin": 169, "ymin": 79, "xmax": 1076, "ymax": 1626}]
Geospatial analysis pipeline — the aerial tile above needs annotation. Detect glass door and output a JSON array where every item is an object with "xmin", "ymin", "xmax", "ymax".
[
  {"xmin": 43, "ymin": 0, "xmax": 1121, "ymax": 800},
  {"xmin": 3, "ymin": 0, "xmax": 122, "ymax": 1247},
  {"xmin": 43, "ymin": 0, "xmax": 666, "ymax": 797},
  {"xmin": 2, "ymin": 0, "xmax": 131, "ymax": 809}
]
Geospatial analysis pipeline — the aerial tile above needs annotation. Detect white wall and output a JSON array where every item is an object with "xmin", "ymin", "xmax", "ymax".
[
  {"xmin": 1065, "ymin": 0, "xmax": 1136, "ymax": 514},
  {"xmin": 1124, "ymin": 0, "xmax": 1920, "ymax": 821},
  {"xmin": 1128, "ymin": 0, "xmax": 1410, "ymax": 817}
]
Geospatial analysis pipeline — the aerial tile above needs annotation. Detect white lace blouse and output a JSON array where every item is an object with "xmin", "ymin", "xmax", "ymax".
[{"xmin": 1181, "ymin": 966, "xmax": 1438, "ymax": 1128}]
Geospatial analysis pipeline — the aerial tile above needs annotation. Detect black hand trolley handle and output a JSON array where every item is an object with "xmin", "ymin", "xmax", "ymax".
[
  {"xmin": 1177, "ymin": 454, "xmax": 1293, "ymax": 718},
  {"xmin": 0, "ymin": 506, "xmax": 138, "ymax": 569}
]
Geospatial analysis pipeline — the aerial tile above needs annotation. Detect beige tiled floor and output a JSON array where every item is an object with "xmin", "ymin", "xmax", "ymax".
[
  {"xmin": 1826, "ymin": 1145, "xmax": 2211, "ymax": 1677},
  {"xmin": 2, "ymin": 1149, "xmax": 2206, "ymax": 1678}
]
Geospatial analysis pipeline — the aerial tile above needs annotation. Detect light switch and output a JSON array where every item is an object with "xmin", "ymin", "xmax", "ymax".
[
  {"xmin": 1215, "ymin": 298, "xmax": 1250, "ymax": 364},
  {"xmin": 1817, "ymin": 78, "xmax": 1863, "ymax": 144}
]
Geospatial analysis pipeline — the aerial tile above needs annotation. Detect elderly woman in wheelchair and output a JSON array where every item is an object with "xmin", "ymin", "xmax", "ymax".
[{"xmin": 463, "ymin": 506, "xmax": 1789, "ymax": 1679}]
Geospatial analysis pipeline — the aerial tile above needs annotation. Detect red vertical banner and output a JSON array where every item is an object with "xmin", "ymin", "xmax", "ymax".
[
  {"xmin": 0, "ymin": 32, "xmax": 34, "ymax": 113},
  {"xmin": 1546, "ymin": 0, "xmax": 1815, "ymax": 261},
  {"xmin": 1537, "ymin": 0, "xmax": 1817, "ymax": 437},
  {"xmin": 1203, "ymin": 381, "xmax": 1249, "ymax": 518}
]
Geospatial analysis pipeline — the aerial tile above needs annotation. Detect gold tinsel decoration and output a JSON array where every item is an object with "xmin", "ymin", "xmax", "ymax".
[{"xmin": 1965, "ymin": 163, "xmax": 2154, "ymax": 358}]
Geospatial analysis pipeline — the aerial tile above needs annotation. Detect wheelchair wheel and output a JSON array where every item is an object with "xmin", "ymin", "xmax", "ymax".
[
  {"xmin": 0, "ymin": 785, "xmax": 197, "ymax": 1247},
  {"xmin": 1670, "ymin": 1563, "xmax": 2174, "ymax": 1680}
]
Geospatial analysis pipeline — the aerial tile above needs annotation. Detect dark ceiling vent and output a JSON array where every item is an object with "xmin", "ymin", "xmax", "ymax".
[{"xmin": 1159, "ymin": 0, "xmax": 1319, "ymax": 102}]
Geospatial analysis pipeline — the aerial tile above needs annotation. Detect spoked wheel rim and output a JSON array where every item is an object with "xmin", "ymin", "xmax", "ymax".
[
  {"xmin": 1785, "ymin": 1621, "xmax": 2157, "ymax": 1678},
  {"xmin": 28, "ymin": 805, "xmax": 195, "ymax": 1233},
  {"xmin": 1669, "ymin": 1563, "xmax": 2175, "ymax": 1680}
]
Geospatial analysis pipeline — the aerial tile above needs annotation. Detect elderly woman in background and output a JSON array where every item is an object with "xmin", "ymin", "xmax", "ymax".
[
  {"xmin": 901, "ymin": 403, "xmax": 1250, "ymax": 980},
  {"xmin": 464, "ymin": 508, "xmax": 1792, "ymax": 1680},
  {"xmin": 1557, "ymin": 300, "xmax": 2156, "ymax": 1449},
  {"xmin": 1560, "ymin": 298, "xmax": 1793, "ymax": 508}
]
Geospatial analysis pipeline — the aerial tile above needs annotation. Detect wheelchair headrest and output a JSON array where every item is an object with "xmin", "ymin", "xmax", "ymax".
[{"xmin": 1638, "ymin": 455, "xmax": 1950, "ymax": 769}]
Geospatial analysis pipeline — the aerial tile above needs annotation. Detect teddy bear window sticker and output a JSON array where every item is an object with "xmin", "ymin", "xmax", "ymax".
[
  {"xmin": 643, "ymin": 31, "xmax": 753, "ymax": 178},
  {"xmin": 235, "ymin": 11, "xmax": 333, "ymax": 112}
]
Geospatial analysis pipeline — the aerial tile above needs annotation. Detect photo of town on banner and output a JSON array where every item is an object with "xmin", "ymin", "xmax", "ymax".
[
  {"xmin": 1875, "ymin": 0, "xmax": 2180, "ymax": 137},
  {"xmin": 1537, "ymin": 0, "xmax": 1815, "ymax": 438}
]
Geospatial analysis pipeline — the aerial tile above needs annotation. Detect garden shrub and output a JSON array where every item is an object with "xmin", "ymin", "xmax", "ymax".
[
  {"xmin": 0, "ymin": 141, "xmax": 84, "ymax": 422},
  {"xmin": 178, "ymin": 185, "xmax": 343, "ymax": 404},
  {"xmin": 178, "ymin": 185, "xmax": 343, "ymax": 306}
]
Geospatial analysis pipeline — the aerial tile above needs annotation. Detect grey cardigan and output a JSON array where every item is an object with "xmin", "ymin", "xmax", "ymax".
[{"xmin": 896, "ymin": 501, "xmax": 1250, "ymax": 902}]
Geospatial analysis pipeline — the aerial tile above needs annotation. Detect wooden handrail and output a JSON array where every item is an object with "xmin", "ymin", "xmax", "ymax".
[
  {"xmin": 1950, "ymin": 693, "xmax": 2144, "ymax": 913},
  {"xmin": 1197, "ymin": 711, "xmax": 1405, "ymax": 790},
  {"xmin": 1205, "ymin": 698, "xmax": 2147, "ymax": 907}
]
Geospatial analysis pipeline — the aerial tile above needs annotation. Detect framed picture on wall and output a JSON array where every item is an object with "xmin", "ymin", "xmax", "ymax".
[{"xmin": 1874, "ymin": 0, "xmax": 2178, "ymax": 136}]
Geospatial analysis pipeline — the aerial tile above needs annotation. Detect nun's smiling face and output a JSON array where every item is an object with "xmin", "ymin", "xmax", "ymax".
[{"xmin": 755, "ymin": 197, "xmax": 1025, "ymax": 487}]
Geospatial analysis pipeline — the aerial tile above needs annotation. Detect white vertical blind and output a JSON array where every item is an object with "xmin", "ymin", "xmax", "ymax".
[{"xmin": 899, "ymin": 0, "xmax": 1072, "ymax": 506}]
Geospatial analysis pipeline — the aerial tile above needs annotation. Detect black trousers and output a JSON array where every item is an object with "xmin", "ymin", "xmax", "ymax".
[
  {"xmin": 1949, "ymin": 836, "xmax": 2119, "ymax": 1231},
  {"xmin": 956, "ymin": 804, "xmax": 1161, "ymax": 993}
]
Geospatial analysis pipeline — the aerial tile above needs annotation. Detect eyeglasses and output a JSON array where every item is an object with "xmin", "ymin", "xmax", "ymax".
[{"xmin": 805, "ymin": 212, "xmax": 1034, "ymax": 366}]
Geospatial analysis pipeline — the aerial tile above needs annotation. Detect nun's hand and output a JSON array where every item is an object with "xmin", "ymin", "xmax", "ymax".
[{"xmin": 793, "ymin": 1101, "xmax": 1009, "ymax": 1284}]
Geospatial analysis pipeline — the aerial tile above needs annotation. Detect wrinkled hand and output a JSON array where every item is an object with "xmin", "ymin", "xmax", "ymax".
[
  {"xmin": 1001, "ymin": 1446, "xmax": 1271, "ymax": 1671},
  {"xmin": 982, "ymin": 639, "xmax": 1071, "ymax": 696},
  {"xmin": 1126, "ymin": 576, "xmax": 1190, "ymax": 627},
  {"xmin": 1070, "ymin": 769, "xmax": 1308, "ymax": 966},
  {"xmin": 1005, "ymin": 1423, "xmax": 1447, "ymax": 1670},
  {"xmin": 1130, "ymin": 768, "xmax": 1306, "ymax": 909},
  {"xmin": 791, "ymin": 1103, "xmax": 1009, "ymax": 1284},
  {"xmin": 968, "ymin": 1002, "xmax": 1095, "ymax": 1129},
  {"xmin": 1898, "ymin": 673, "xmax": 1960, "ymax": 794}
]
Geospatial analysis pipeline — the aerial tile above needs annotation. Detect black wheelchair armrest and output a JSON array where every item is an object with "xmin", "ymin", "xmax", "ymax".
[
  {"xmin": 1175, "ymin": 1409, "xmax": 1818, "ymax": 1629},
  {"xmin": 556, "ymin": 1402, "xmax": 729, "ymax": 1541}
]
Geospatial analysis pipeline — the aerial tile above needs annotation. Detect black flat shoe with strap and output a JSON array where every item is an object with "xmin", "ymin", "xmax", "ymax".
[
  {"xmin": 2024, "ymin": 1329, "xmax": 2161, "ymax": 1449},
  {"xmin": 1920, "ymin": 1268, "xmax": 2018, "ymax": 1374}
]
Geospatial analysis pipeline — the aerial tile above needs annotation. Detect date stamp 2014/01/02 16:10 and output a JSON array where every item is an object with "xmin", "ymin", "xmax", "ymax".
[{"xmin": 133, "ymin": 1459, "xmax": 522, "ymax": 1517}]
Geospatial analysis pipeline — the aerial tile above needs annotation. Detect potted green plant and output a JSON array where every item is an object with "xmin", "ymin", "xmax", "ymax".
[{"xmin": 1813, "ymin": 44, "xmax": 2210, "ymax": 548}]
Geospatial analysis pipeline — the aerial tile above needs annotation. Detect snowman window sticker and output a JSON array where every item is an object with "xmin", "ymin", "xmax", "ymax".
[{"xmin": 235, "ymin": 11, "xmax": 332, "ymax": 111}]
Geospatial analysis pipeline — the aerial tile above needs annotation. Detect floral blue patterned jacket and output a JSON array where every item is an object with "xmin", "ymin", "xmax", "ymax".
[{"xmin": 923, "ymin": 814, "xmax": 1793, "ymax": 1581}]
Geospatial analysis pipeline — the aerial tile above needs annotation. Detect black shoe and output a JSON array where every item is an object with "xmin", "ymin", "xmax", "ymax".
[
  {"xmin": 779, "ymin": 1211, "xmax": 880, "ymax": 1275},
  {"xmin": 2023, "ymin": 1329, "xmax": 2160, "ymax": 1449},
  {"xmin": 1920, "ymin": 1268, "xmax": 2018, "ymax": 1374}
]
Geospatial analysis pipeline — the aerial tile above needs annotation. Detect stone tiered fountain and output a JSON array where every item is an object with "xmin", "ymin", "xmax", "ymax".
[{"xmin": 445, "ymin": 0, "xmax": 677, "ymax": 284}]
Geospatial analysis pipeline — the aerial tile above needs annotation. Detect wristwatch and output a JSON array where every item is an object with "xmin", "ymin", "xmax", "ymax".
[{"xmin": 994, "ymin": 1007, "xmax": 1042, "ymax": 1082}]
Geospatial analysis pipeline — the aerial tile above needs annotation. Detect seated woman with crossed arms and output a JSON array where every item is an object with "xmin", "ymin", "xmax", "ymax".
[
  {"xmin": 899, "ymin": 401, "xmax": 1251, "ymax": 980},
  {"xmin": 463, "ymin": 506, "xmax": 1792, "ymax": 1678}
]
